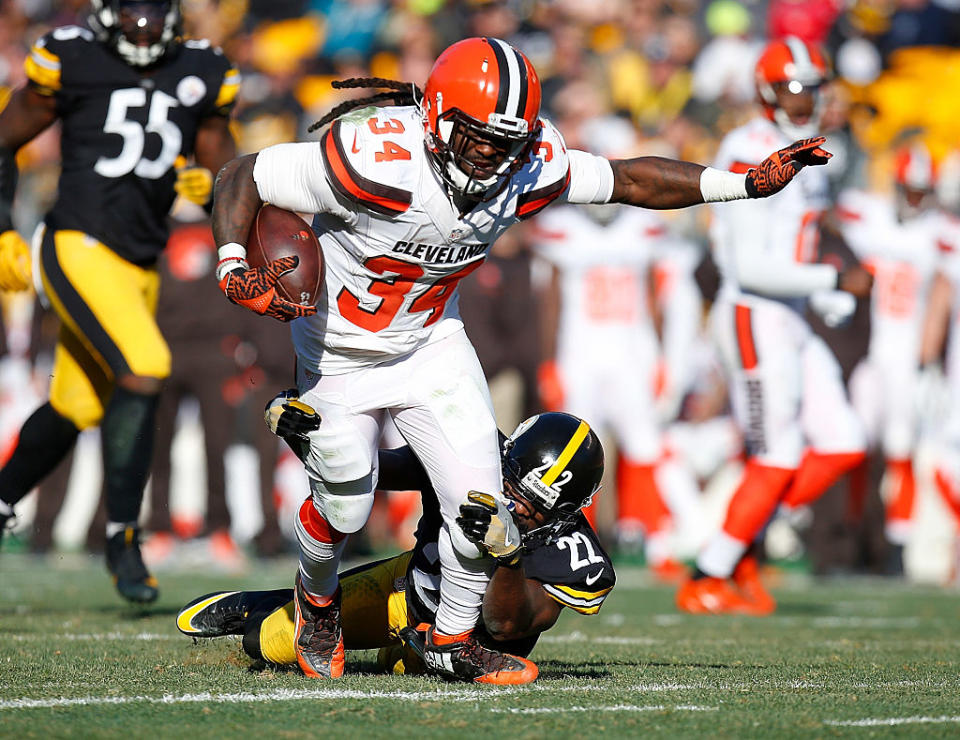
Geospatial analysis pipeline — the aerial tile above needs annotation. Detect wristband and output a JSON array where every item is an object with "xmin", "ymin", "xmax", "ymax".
[
  {"xmin": 215, "ymin": 242, "xmax": 248, "ymax": 282},
  {"xmin": 699, "ymin": 167, "xmax": 749, "ymax": 203}
]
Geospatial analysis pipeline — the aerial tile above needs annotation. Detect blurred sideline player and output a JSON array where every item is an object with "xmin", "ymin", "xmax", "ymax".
[
  {"xmin": 211, "ymin": 35, "xmax": 832, "ymax": 682},
  {"xmin": 177, "ymin": 410, "xmax": 614, "ymax": 678},
  {"xmin": 677, "ymin": 37, "xmax": 871, "ymax": 615},
  {"xmin": 920, "ymin": 206, "xmax": 960, "ymax": 551},
  {"xmin": 840, "ymin": 143, "xmax": 947, "ymax": 560},
  {"xmin": 0, "ymin": 0, "xmax": 238, "ymax": 603},
  {"xmin": 531, "ymin": 115, "xmax": 684, "ymax": 581}
]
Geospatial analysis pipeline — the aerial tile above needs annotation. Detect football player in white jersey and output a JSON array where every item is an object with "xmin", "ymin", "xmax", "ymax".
[
  {"xmin": 677, "ymin": 37, "xmax": 873, "ymax": 616},
  {"xmin": 530, "ymin": 116, "xmax": 683, "ymax": 579},
  {"xmin": 210, "ymin": 36, "xmax": 832, "ymax": 682},
  {"xmin": 920, "ymin": 214, "xmax": 960, "ymax": 546},
  {"xmin": 840, "ymin": 143, "xmax": 947, "ymax": 558}
]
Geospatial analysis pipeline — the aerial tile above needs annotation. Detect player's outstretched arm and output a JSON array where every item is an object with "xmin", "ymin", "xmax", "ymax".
[{"xmin": 609, "ymin": 137, "xmax": 832, "ymax": 210}]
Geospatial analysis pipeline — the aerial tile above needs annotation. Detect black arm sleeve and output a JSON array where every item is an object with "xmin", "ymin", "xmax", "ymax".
[{"xmin": 0, "ymin": 146, "xmax": 17, "ymax": 232}]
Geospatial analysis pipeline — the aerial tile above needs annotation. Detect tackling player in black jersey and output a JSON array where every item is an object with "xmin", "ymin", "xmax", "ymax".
[
  {"xmin": 0, "ymin": 0, "xmax": 238, "ymax": 603},
  {"xmin": 177, "ymin": 411, "xmax": 616, "ymax": 681}
]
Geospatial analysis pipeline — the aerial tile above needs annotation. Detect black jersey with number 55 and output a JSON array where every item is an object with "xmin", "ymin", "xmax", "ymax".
[{"xmin": 24, "ymin": 26, "xmax": 239, "ymax": 265}]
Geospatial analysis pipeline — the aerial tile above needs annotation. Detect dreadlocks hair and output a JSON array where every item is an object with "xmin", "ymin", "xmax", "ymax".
[{"xmin": 308, "ymin": 78, "xmax": 424, "ymax": 133}]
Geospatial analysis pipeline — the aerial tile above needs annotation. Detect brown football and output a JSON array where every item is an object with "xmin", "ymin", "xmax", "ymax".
[{"xmin": 246, "ymin": 204, "xmax": 324, "ymax": 307}]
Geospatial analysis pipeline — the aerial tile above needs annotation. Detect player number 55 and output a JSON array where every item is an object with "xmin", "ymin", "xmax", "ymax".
[{"xmin": 95, "ymin": 88, "xmax": 182, "ymax": 179}]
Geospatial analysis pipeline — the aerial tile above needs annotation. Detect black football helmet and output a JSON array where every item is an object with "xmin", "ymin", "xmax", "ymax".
[
  {"xmin": 502, "ymin": 412, "xmax": 604, "ymax": 548},
  {"xmin": 89, "ymin": 0, "xmax": 181, "ymax": 67}
]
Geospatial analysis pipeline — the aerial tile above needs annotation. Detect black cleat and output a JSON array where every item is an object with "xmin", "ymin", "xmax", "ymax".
[
  {"xmin": 422, "ymin": 626, "xmax": 538, "ymax": 685},
  {"xmin": 106, "ymin": 527, "xmax": 159, "ymax": 604},
  {"xmin": 176, "ymin": 589, "xmax": 291, "ymax": 637}
]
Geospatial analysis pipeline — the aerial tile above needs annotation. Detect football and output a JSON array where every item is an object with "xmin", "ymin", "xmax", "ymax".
[{"xmin": 246, "ymin": 204, "xmax": 324, "ymax": 306}]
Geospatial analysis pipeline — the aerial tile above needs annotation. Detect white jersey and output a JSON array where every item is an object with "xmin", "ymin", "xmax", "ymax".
[
  {"xmin": 838, "ymin": 189, "xmax": 946, "ymax": 362},
  {"xmin": 710, "ymin": 117, "xmax": 834, "ymax": 310},
  {"xmin": 531, "ymin": 204, "xmax": 664, "ymax": 360},
  {"xmin": 252, "ymin": 105, "xmax": 612, "ymax": 374},
  {"xmin": 938, "ymin": 218, "xmax": 960, "ymax": 384}
]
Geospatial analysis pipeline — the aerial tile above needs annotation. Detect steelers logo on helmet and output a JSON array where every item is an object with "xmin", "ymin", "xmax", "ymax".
[
  {"xmin": 89, "ymin": 0, "xmax": 182, "ymax": 67},
  {"xmin": 502, "ymin": 412, "xmax": 604, "ymax": 547},
  {"xmin": 755, "ymin": 36, "xmax": 829, "ymax": 140},
  {"xmin": 421, "ymin": 37, "xmax": 543, "ymax": 201}
]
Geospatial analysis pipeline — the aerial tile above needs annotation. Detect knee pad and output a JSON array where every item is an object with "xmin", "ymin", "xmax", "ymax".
[{"xmin": 311, "ymin": 485, "xmax": 375, "ymax": 534}]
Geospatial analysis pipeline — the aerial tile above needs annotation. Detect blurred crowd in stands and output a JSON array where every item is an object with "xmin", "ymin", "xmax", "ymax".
[{"xmin": 3, "ymin": 0, "xmax": 960, "ymax": 582}]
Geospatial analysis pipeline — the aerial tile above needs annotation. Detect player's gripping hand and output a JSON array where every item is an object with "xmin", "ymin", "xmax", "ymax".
[
  {"xmin": 745, "ymin": 137, "xmax": 832, "ymax": 198},
  {"xmin": 456, "ymin": 491, "xmax": 522, "ymax": 565},
  {"xmin": 264, "ymin": 389, "xmax": 321, "ymax": 439},
  {"xmin": 174, "ymin": 156, "xmax": 214, "ymax": 207},
  {"xmin": 218, "ymin": 255, "xmax": 316, "ymax": 322},
  {"xmin": 0, "ymin": 230, "xmax": 31, "ymax": 292}
]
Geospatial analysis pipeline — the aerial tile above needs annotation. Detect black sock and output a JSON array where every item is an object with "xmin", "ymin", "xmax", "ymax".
[
  {"xmin": 101, "ymin": 386, "xmax": 159, "ymax": 524},
  {"xmin": 0, "ymin": 403, "xmax": 79, "ymax": 508}
]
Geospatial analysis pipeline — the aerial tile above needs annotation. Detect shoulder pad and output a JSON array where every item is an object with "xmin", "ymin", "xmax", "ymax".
[
  {"xmin": 514, "ymin": 119, "xmax": 571, "ymax": 220},
  {"xmin": 523, "ymin": 521, "xmax": 615, "ymax": 615},
  {"xmin": 320, "ymin": 107, "xmax": 418, "ymax": 215},
  {"xmin": 24, "ymin": 27, "xmax": 94, "ymax": 93}
]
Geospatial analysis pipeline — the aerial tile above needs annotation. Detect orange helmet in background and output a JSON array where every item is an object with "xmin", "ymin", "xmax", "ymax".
[
  {"xmin": 894, "ymin": 142, "xmax": 937, "ymax": 220},
  {"xmin": 755, "ymin": 36, "xmax": 829, "ymax": 139},
  {"xmin": 894, "ymin": 142, "xmax": 936, "ymax": 191},
  {"xmin": 422, "ymin": 37, "xmax": 542, "ymax": 200}
]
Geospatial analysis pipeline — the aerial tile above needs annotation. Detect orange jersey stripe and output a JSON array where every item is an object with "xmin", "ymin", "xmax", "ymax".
[
  {"xmin": 735, "ymin": 304, "xmax": 758, "ymax": 370},
  {"xmin": 517, "ymin": 167, "xmax": 571, "ymax": 219},
  {"xmin": 321, "ymin": 121, "xmax": 412, "ymax": 215}
]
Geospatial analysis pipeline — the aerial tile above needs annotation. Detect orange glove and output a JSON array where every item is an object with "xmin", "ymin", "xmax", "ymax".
[
  {"xmin": 218, "ymin": 255, "xmax": 316, "ymax": 322},
  {"xmin": 537, "ymin": 360, "xmax": 565, "ymax": 412},
  {"xmin": 746, "ymin": 137, "xmax": 832, "ymax": 198}
]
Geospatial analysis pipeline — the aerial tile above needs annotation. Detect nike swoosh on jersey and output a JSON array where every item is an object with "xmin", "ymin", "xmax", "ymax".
[
  {"xmin": 585, "ymin": 569, "xmax": 604, "ymax": 586},
  {"xmin": 351, "ymin": 131, "xmax": 360, "ymax": 154}
]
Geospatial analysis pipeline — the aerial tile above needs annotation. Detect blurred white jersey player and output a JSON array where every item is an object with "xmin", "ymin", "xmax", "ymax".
[
  {"xmin": 920, "ymin": 208, "xmax": 960, "ymax": 551},
  {"xmin": 532, "ymin": 116, "xmax": 684, "ymax": 579},
  {"xmin": 840, "ymin": 143, "xmax": 947, "ymax": 548},
  {"xmin": 677, "ymin": 37, "xmax": 870, "ymax": 615}
]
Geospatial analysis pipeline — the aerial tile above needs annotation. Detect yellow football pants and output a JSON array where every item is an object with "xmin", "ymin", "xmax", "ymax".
[
  {"xmin": 38, "ymin": 227, "xmax": 170, "ymax": 429},
  {"xmin": 258, "ymin": 551, "xmax": 421, "ymax": 672}
]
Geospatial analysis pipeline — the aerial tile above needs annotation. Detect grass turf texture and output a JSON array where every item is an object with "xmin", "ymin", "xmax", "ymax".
[{"xmin": 1, "ymin": 553, "xmax": 959, "ymax": 737}]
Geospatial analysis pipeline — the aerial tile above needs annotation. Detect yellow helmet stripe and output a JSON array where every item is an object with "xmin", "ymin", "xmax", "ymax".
[
  {"xmin": 176, "ymin": 591, "xmax": 240, "ymax": 634},
  {"xmin": 541, "ymin": 420, "xmax": 590, "ymax": 486}
]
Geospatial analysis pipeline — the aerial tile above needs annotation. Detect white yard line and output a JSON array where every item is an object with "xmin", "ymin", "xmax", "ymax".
[
  {"xmin": 6, "ymin": 632, "xmax": 178, "ymax": 642},
  {"xmin": 0, "ymin": 687, "xmax": 508, "ymax": 710},
  {"xmin": 825, "ymin": 715, "xmax": 960, "ymax": 727},
  {"xmin": 490, "ymin": 704, "xmax": 719, "ymax": 714}
]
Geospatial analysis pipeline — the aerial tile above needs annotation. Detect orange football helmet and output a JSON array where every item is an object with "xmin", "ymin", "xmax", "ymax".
[
  {"xmin": 755, "ymin": 37, "xmax": 828, "ymax": 139},
  {"xmin": 894, "ymin": 142, "xmax": 937, "ymax": 219},
  {"xmin": 422, "ymin": 37, "xmax": 542, "ymax": 200}
]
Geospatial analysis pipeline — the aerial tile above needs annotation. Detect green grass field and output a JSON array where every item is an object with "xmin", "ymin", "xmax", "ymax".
[{"xmin": 2, "ymin": 552, "xmax": 959, "ymax": 738}]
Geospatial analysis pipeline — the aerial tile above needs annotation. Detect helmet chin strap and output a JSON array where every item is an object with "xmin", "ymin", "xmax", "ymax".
[
  {"xmin": 114, "ymin": 35, "xmax": 166, "ymax": 66},
  {"xmin": 772, "ymin": 102, "xmax": 823, "ymax": 141}
]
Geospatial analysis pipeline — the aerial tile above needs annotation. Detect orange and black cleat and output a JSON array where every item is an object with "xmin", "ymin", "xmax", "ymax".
[
  {"xmin": 423, "ymin": 627, "xmax": 538, "ymax": 685},
  {"xmin": 294, "ymin": 577, "xmax": 345, "ymax": 678}
]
